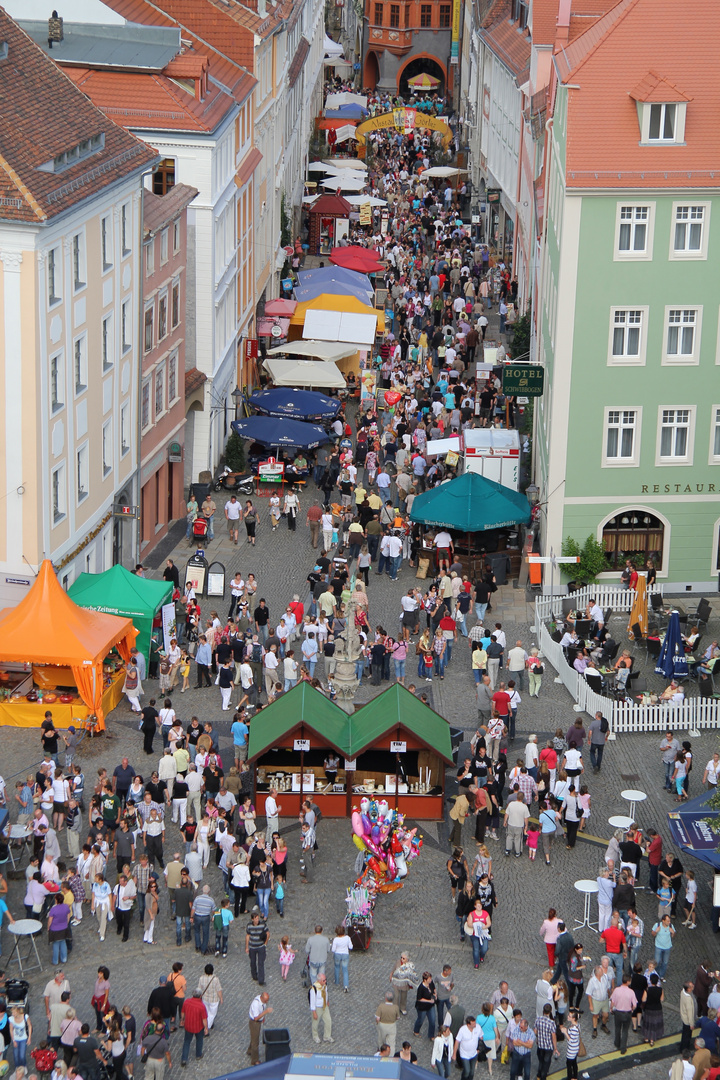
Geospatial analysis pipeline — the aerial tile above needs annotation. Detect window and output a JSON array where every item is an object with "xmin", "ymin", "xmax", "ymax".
[
  {"xmin": 101, "ymin": 216, "xmax": 112, "ymax": 271},
  {"xmin": 389, "ymin": 4, "xmax": 399, "ymax": 26},
  {"xmin": 511, "ymin": 0, "xmax": 529, "ymax": 28},
  {"xmin": 173, "ymin": 220, "xmax": 180, "ymax": 253},
  {"xmin": 658, "ymin": 407, "xmax": 693, "ymax": 464},
  {"xmin": 40, "ymin": 133, "xmax": 104, "ymax": 173},
  {"xmin": 121, "ymin": 299, "xmax": 131, "ymax": 353},
  {"xmin": 665, "ymin": 307, "xmax": 700, "ymax": 363},
  {"xmin": 121, "ymin": 202, "xmax": 131, "ymax": 256},
  {"xmin": 50, "ymin": 351, "xmax": 64, "ymax": 412},
  {"xmin": 420, "ymin": 4, "xmax": 432, "ymax": 25},
  {"xmin": 153, "ymin": 159, "xmax": 175, "ymax": 197},
  {"xmin": 48, "ymin": 247, "xmax": 61, "ymax": 305},
  {"xmin": 617, "ymin": 205, "xmax": 648, "ymax": 254},
  {"xmin": 76, "ymin": 444, "xmax": 89, "ymax": 503},
  {"xmin": 161, "ymin": 228, "xmax": 169, "ymax": 265},
  {"xmin": 171, "ymin": 279, "xmax": 180, "ymax": 328},
  {"xmin": 120, "ymin": 403, "xmax": 130, "ymax": 456},
  {"xmin": 144, "ymin": 305, "xmax": 154, "ymax": 353},
  {"xmin": 610, "ymin": 308, "xmax": 645, "ymax": 363},
  {"xmin": 168, "ymin": 351, "xmax": 178, "ymax": 404},
  {"xmin": 52, "ymin": 464, "xmax": 66, "ymax": 524},
  {"xmin": 74, "ymin": 334, "xmax": 87, "ymax": 394},
  {"xmin": 374, "ymin": 2, "xmax": 383, "ymax": 24},
  {"xmin": 72, "ymin": 233, "xmax": 85, "ymax": 290},
  {"xmin": 155, "ymin": 366, "xmax": 165, "ymax": 420},
  {"xmin": 102, "ymin": 314, "xmax": 113, "ymax": 371},
  {"xmin": 649, "ymin": 102, "xmax": 676, "ymax": 141},
  {"xmin": 602, "ymin": 511, "xmax": 664, "ymax": 571},
  {"xmin": 439, "ymin": 4, "xmax": 451, "ymax": 25},
  {"xmin": 102, "ymin": 420, "xmax": 112, "ymax": 477},
  {"xmin": 141, "ymin": 380, "xmax": 151, "ymax": 431},
  {"xmin": 672, "ymin": 203, "xmax": 710, "ymax": 258},
  {"xmin": 158, "ymin": 293, "xmax": 167, "ymax": 341},
  {"xmin": 404, "ymin": 4, "xmax": 410, "ymax": 26},
  {"xmin": 145, "ymin": 241, "xmax": 155, "ymax": 277},
  {"xmin": 604, "ymin": 408, "xmax": 640, "ymax": 466}
]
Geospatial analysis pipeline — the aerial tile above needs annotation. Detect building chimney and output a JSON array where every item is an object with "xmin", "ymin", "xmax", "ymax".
[
  {"xmin": 555, "ymin": 0, "xmax": 571, "ymax": 50},
  {"xmin": 258, "ymin": 0, "xmax": 267, "ymax": 17},
  {"xmin": 48, "ymin": 10, "xmax": 63, "ymax": 49}
]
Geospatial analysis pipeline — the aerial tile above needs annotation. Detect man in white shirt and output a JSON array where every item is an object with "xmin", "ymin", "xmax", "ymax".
[
  {"xmin": 264, "ymin": 787, "xmax": 281, "ymax": 837},
  {"xmin": 263, "ymin": 648, "xmax": 279, "ymax": 700},
  {"xmin": 225, "ymin": 496, "xmax": 242, "ymax": 544},
  {"xmin": 587, "ymin": 600, "xmax": 605, "ymax": 637},
  {"xmin": 309, "ymin": 973, "xmax": 332, "ymax": 1044},
  {"xmin": 248, "ymin": 992, "xmax": 273, "ymax": 1065},
  {"xmin": 321, "ymin": 511, "xmax": 334, "ymax": 552},
  {"xmin": 453, "ymin": 1017, "xmax": 481, "ymax": 1079},
  {"xmin": 185, "ymin": 764, "xmax": 203, "ymax": 824},
  {"xmin": 387, "ymin": 533, "xmax": 403, "ymax": 581},
  {"xmin": 113, "ymin": 873, "xmax": 137, "ymax": 941},
  {"xmin": 507, "ymin": 641, "xmax": 528, "ymax": 691},
  {"xmin": 503, "ymin": 794, "xmax": 529, "ymax": 857},
  {"xmin": 434, "ymin": 530, "xmax": 453, "ymax": 572}
]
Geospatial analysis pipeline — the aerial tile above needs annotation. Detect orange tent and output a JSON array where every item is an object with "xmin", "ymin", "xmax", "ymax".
[{"xmin": 0, "ymin": 560, "xmax": 137, "ymax": 728}]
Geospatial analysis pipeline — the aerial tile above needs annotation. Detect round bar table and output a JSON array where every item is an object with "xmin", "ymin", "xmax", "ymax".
[
  {"xmin": 608, "ymin": 815, "xmax": 634, "ymax": 831},
  {"xmin": 573, "ymin": 879, "xmax": 599, "ymax": 933},
  {"xmin": 6, "ymin": 919, "xmax": 43, "ymax": 975},
  {"xmin": 621, "ymin": 789, "xmax": 647, "ymax": 822}
]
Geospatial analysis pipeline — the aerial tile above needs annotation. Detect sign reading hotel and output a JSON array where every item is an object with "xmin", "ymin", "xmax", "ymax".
[{"xmin": 502, "ymin": 364, "xmax": 545, "ymax": 396}]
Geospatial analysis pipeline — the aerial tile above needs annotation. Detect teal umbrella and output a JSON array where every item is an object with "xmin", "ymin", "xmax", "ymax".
[{"xmin": 409, "ymin": 472, "xmax": 531, "ymax": 531}]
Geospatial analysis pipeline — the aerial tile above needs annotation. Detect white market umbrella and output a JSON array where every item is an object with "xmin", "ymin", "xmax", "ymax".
[
  {"xmin": 307, "ymin": 161, "xmax": 331, "ymax": 172},
  {"xmin": 422, "ymin": 166, "xmax": 468, "ymax": 178},
  {"xmin": 321, "ymin": 176, "xmax": 368, "ymax": 191},
  {"xmin": 323, "ymin": 158, "xmax": 368, "ymax": 170},
  {"xmin": 325, "ymin": 93, "xmax": 368, "ymax": 110},
  {"xmin": 345, "ymin": 195, "xmax": 387, "ymax": 207}
]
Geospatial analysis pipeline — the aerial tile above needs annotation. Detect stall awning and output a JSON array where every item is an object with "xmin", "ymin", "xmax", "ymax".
[
  {"xmin": 290, "ymin": 294, "xmax": 384, "ymax": 333},
  {"xmin": 69, "ymin": 564, "xmax": 171, "ymax": 665},
  {"xmin": 264, "ymin": 358, "xmax": 346, "ymax": 389},
  {"xmin": 303, "ymin": 309, "xmax": 377, "ymax": 345},
  {"xmin": 668, "ymin": 790, "xmax": 720, "ymax": 870},
  {"xmin": 346, "ymin": 684, "xmax": 454, "ymax": 760},
  {"xmin": 257, "ymin": 316, "xmax": 290, "ymax": 337},
  {"xmin": 266, "ymin": 340, "xmax": 358, "ymax": 362},
  {"xmin": 248, "ymin": 682, "xmax": 352, "ymax": 760},
  {"xmin": 409, "ymin": 472, "xmax": 531, "ymax": 532}
]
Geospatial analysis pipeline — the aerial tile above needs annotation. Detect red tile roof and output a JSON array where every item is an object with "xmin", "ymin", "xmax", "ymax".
[
  {"xmin": 308, "ymin": 193, "xmax": 353, "ymax": 216},
  {"xmin": 288, "ymin": 36, "xmax": 310, "ymax": 88},
  {"xmin": 185, "ymin": 367, "xmax": 208, "ymax": 394},
  {"xmin": 481, "ymin": 0, "xmax": 531, "ymax": 79},
  {"xmin": 143, "ymin": 183, "xmax": 198, "ymax": 235},
  {"xmin": 235, "ymin": 146, "xmax": 263, "ymax": 187},
  {"xmin": 0, "ymin": 10, "xmax": 156, "ymax": 223},
  {"xmin": 559, "ymin": 0, "xmax": 720, "ymax": 188},
  {"xmin": 629, "ymin": 71, "xmax": 692, "ymax": 104}
]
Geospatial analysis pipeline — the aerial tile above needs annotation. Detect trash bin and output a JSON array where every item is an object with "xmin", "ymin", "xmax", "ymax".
[{"xmin": 263, "ymin": 1028, "xmax": 291, "ymax": 1062}]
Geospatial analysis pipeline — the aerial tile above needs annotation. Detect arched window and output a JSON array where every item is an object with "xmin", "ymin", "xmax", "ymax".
[{"xmin": 602, "ymin": 511, "xmax": 664, "ymax": 570}]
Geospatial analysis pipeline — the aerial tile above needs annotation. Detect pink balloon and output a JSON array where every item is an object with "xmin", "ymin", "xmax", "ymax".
[{"xmin": 351, "ymin": 811, "xmax": 365, "ymax": 839}]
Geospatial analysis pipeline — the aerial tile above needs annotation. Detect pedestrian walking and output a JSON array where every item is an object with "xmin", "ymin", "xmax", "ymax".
[
  {"xmin": 179, "ymin": 992, "xmax": 208, "ymax": 1067},
  {"xmin": 310, "ymin": 973, "xmax": 333, "ymax": 1044},
  {"xmin": 245, "ymin": 907, "xmax": 269, "ymax": 984},
  {"xmin": 247, "ymin": 992, "xmax": 272, "ymax": 1066}
]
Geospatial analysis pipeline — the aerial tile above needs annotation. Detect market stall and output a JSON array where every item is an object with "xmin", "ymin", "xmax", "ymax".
[
  {"xmin": 0, "ymin": 560, "xmax": 137, "ymax": 731},
  {"xmin": 68, "ymin": 564, "xmax": 172, "ymax": 663},
  {"xmin": 307, "ymin": 193, "xmax": 353, "ymax": 255},
  {"xmin": 248, "ymin": 683, "xmax": 452, "ymax": 819}
]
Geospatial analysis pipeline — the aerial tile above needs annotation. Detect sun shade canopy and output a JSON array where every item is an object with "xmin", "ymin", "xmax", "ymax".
[{"xmin": 409, "ymin": 472, "xmax": 532, "ymax": 531}]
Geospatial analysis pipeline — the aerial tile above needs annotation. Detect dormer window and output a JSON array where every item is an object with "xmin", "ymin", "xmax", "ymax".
[
  {"xmin": 511, "ymin": 0, "xmax": 529, "ymax": 29},
  {"xmin": 648, "ymin": 103, "xmax": 675, "ymax": 141},
  {"xmin": 630, "ymin": 72, "xmax": 690, "ymax": 146},
  {"xmin": 39, "ymin": 133, "xmax": 105, "ymax": 174}
]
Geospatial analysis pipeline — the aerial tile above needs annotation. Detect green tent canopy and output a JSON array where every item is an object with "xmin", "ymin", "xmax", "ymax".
[
  {"xmin": 247, "ymin": 682, "xmax": 453, "ymax": 762},
  {"xmin": 409, "ymin": 471, "xmax": 531, "ymax": 532},
  {"xmin": 68, "ymin": 565, "xmax": 172, "ymax": 663}
]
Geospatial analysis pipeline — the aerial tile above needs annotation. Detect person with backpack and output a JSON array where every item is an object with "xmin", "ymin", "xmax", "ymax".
[{"xmin": 588, "ymin": 711, "xmax": 610, "ymax": 773}]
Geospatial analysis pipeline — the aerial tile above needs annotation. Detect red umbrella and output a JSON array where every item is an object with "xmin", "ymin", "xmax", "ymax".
[
  {"xmin": 329, "ymin": 247, "xmax": 383, "ymax": 273},
  {"xmin": 264, "ymin": 298, "xmax": 297, "ymax": 316}
]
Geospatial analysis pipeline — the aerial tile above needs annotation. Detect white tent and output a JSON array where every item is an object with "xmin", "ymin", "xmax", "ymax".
[
  {"xmin": 325, "ymin": 92, "xmax": 368, "ymax": 110},
  {"xmin": 323, "ymin": 158, "xmax": 368, "ymax": 170},
  {"xmin": 422, "ymin": 166, "xmax": 468, "ymax": 178},
  {"xmin": 334, "ymin": 125, "xmax": 358, "ymax": 144},
  {"xmin": 264, "ymin": 358, "xmax": 346, "ymax": 389},
  {"xmin": 321, "ymin": 176, "xmax": 367, "ymax": 191},
  {"xmin": 267, "ymin": 341, "xmax": 357, "ymax": 362},
  {"xmin": 304, "ymin": 309, "xmax": 377, "ymax": 346},
  {"xmin": 324, "ymin": 34, "xmax": 344, "ymax": 57},
  {"xmin": 307, "ymin": 161, "xmax": 331, "ymax": 172},
  {"xmin": 345, "ymin": 195, "xmax": 387, "ymax": 207}
]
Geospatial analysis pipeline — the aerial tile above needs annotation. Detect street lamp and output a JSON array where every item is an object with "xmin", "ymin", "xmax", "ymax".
[
  {"xmin": 525, "ymin": 482, "xmax": 540, "ymax": 506},
  {"xmin": 231, "ymin": 385, "xmax": 243, "ymax": 421}
]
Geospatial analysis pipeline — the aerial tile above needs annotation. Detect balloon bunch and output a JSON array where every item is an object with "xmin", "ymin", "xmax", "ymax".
[{"xmin": 351, "ymin": 796, "xmax": 423, "ymax": 894}]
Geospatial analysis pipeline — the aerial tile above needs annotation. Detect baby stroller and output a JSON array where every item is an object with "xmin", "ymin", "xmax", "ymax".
[{"xmin": 190, "ymin": 515, "xmax": 209, "ymax": 546}]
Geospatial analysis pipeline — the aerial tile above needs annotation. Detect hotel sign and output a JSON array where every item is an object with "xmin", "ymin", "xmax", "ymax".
[{"xmin": 502, "ymin": 364, "xmax": 545, "ymax": 396}]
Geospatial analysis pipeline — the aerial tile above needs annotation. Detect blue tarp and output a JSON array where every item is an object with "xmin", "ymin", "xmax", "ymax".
[
  {"xmin": 655, "ymin": 610, "xmax": 689, "ymax": 678},
  {"xmin": 248, "ymin": 388, "xmax": 341, "ymax": 421},
  {"xmin": 668, "ymin": 789, "xmax": 720, "ymax": 869},
  {"xmin": 231, "ymin": 416, "xmax": 331, "ymax": 450},
  {"xmin": 324, "ymin": 105, "xmax": 368, "ymax": 119},
  {"xmin": 409, "ymin": 472, "xmax": 532, "ymax": 532}
]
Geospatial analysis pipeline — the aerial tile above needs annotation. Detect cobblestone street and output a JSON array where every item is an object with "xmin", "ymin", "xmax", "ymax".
[{"xmin": 1, "ymin": 499, "xmax": 717, "ymax": 1080}]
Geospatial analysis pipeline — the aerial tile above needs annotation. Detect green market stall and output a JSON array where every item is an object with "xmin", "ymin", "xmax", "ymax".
[
  {"xmin": 69, "ymin": 564, "xmax": 172, "ymax": 663},
  {"xmin": 249, "ymin": 683, "xmax": 453, "ymax": 819}
]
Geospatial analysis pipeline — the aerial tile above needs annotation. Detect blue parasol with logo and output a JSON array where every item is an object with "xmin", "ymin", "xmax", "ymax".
[
  {"xmin": 654, "ymin": 609, "xmax": 689, "ymax": 679},
  {"xmin": 231, "ymin": 416, "xmax": 331, "ymax": 450}
]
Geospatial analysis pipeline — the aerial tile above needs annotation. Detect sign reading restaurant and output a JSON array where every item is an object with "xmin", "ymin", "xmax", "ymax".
[{"xmin": 640, "ymin": 483, "xmax": 720, "ymax": 494}]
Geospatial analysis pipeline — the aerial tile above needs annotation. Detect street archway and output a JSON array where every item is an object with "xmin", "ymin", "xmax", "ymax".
[
  {"xmin": 398, "ymin": 55, "xmax": 446, "ymax": 98},
  {"xmin": 363, "ymin": 50, "xmax": 380, "ymax": 90}
]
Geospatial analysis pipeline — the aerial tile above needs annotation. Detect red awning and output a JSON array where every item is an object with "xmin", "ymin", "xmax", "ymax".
[
  {"xmin": 257, "ymin": 317, "xmax": 290, "ymax": 337},
  {"xmin": 316, "ymin": 118, "xmax": 357, "ymax": 131},
  {"xmin": 329, "ymin": 246, "xmax": 383, "ymax": 273}
]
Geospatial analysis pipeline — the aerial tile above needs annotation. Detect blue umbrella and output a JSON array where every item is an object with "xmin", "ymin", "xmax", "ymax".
[
  {"xmin": 231, "ymin": 416, "xmax": 331, "ymax": 450},
  {"xmin": 655, "ymin": 610, "xmax": 689, "ymax": 679},
  {"xmin": 248, "ymin": 388, "xmax": 341, "ymax": 421},
  {"xmin": 324, "ymin": 105, "xmax": 368, "ymax": 119},
  {"xmin": 296, "ymin": 266, "xmax": 372, "ymax": 291},
  {"xmin": 295, "ymin": 278, "xmax": 373, "ymax": 304}
]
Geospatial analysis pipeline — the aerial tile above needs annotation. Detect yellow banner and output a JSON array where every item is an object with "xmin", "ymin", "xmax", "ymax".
[
  {"xmin": 452, "ymin": 0, "xmax": 461, "ymax": 43},
  {"xmin": 359, "ymin": 202, "xmax": 372, "ymax": 225},
  {"xmin": 354, "ymin": 109, "xmax": 452, "ymax": 147}
]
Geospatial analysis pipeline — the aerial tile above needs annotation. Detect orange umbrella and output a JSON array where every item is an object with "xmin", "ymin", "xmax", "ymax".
[
  {"xmin": 628, "ymin": 574, "xmax": 648, "ymax": 639},
  {"xmin": 408, "ymin": 73, "xmax": 440, "ymax": 89}
]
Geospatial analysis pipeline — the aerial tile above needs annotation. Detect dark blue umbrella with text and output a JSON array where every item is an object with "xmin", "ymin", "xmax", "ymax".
[
  {"xmin": 231, "ymin": 415, "xmax": 331, "ymax": 450},
  {"xmin": 655, "ymin": 610, "xmax": 689, "ymax": 679},
  {"xmin": 248, "ymin": 388, "xmax": 341, "ymax": 422}
]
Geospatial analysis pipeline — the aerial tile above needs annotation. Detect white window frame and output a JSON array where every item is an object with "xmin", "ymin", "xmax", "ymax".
[
  {"xmin": 102, "ymin": 313, "xmax": 113, "ymax": 372},
  {"xmin": 73, "ymin": 332, "xmax": 88, "ymax": 396},
  {"xmin": 158, "ymin": 290, "xmax": 168, "ymax": 341},
  {"xmin": 154, "ymin": 363, "xmax": 166, "ymax": 422},
  {"xmin": 161, "ymin": 227, "xmax": 169, "ymax": 265},
  {"xmin": 47, "ymin": 245, "xmax": 62, "ymax": 306},
  {"xmin": 709, "ymin": 406, "xmax": 720, "ymax": 464},
  {"xmin": 76, "ymin": 442, "xmax": 89, "ymax": 504},
  {"xmin": 120, "ymin": 403, "xmax": 130, "ymax": 457},
  {"xmin": 173, "ymin": 220, "xmax": 181, "ymax": 254},
  {"xmin": 663, "ymin": 305, "xmax": 702, "ymax": 365},
  {"xmin": 602, "ymin": 406, "xmax": 642, "ymax": 467},
  {"xmin": 51, "ymin": 463, "xmax": 66, "ymax": 525},
  {"xmin": 168, "ymin": 350, "xmax": 179, "ymax": 405},
  {"xmin": 656, "ymin": 406, "xmax": 695, "ymax": 466},
  {"xmin": 614, "ymin": 202, "xmax": 654, "ymax": 261},
  {"xmin": 121, "ymin": 299, "xmax": 132, "ymax": 354},
  {"xmin": 608, "ymin": 306, "xmax": 648, "ymax": 365},
  {"xmin": 141, "ymin": 379, "xmax": 151, "ymax": 433},
  {"xmin": 72, "ymin": 231, "xmax": 86, "ymax": 291},
  {"xmin": 102, "ymin": 419, "xmax": 113, "ymax": 477},
  {"xmin": 144, "ymin": 303, "xmax": 154, "ymax": 353},
  {"xmin": 120, "ymin": 202, "xmax": 131, "ymax": 257},
  {"xmin": 101, "ymin": 215, "xmax": 113, "ymax": 272},
  {"xmin": 171, "ymin": 278, "xmax": 180, "ymax": 329},
  {"xmin": 50, "ymin": 349, "xmax": 64, "ymax": 413},
  {"xmin": 670, "ymin": 201, "xmax": 710, "ymax": 260},
  {"xmin": 639, "ymin": 101, "xmax": 686, "ymax": 145},
  {"xmin": 145, "ymin": 240, "xmax": 155, "ymax": 277}
]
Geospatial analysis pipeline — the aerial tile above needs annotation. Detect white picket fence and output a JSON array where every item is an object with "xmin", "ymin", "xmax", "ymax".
[
  {"xmin": 537, "ymin": 611, "xmax": 720, "ymax": 734},
  {"xmin": 534, "ymin": 583, "xmax": 665, "ymax": 625}
]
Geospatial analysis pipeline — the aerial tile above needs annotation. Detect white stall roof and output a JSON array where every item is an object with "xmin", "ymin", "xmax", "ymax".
[
  {"xmin": 463, "ymin": 429, "xmax": 520, "ymax": 451},
  {"xmin": 303, "ymin": 309, "xmax": 377, "ymax": 346},
  {"xmin": 264, "ymin": 358, "xmax": 346, "ymax": 389},
  {"xmin": 267, "ymin": 341, "xmax": 357, "ymax": 362}
]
